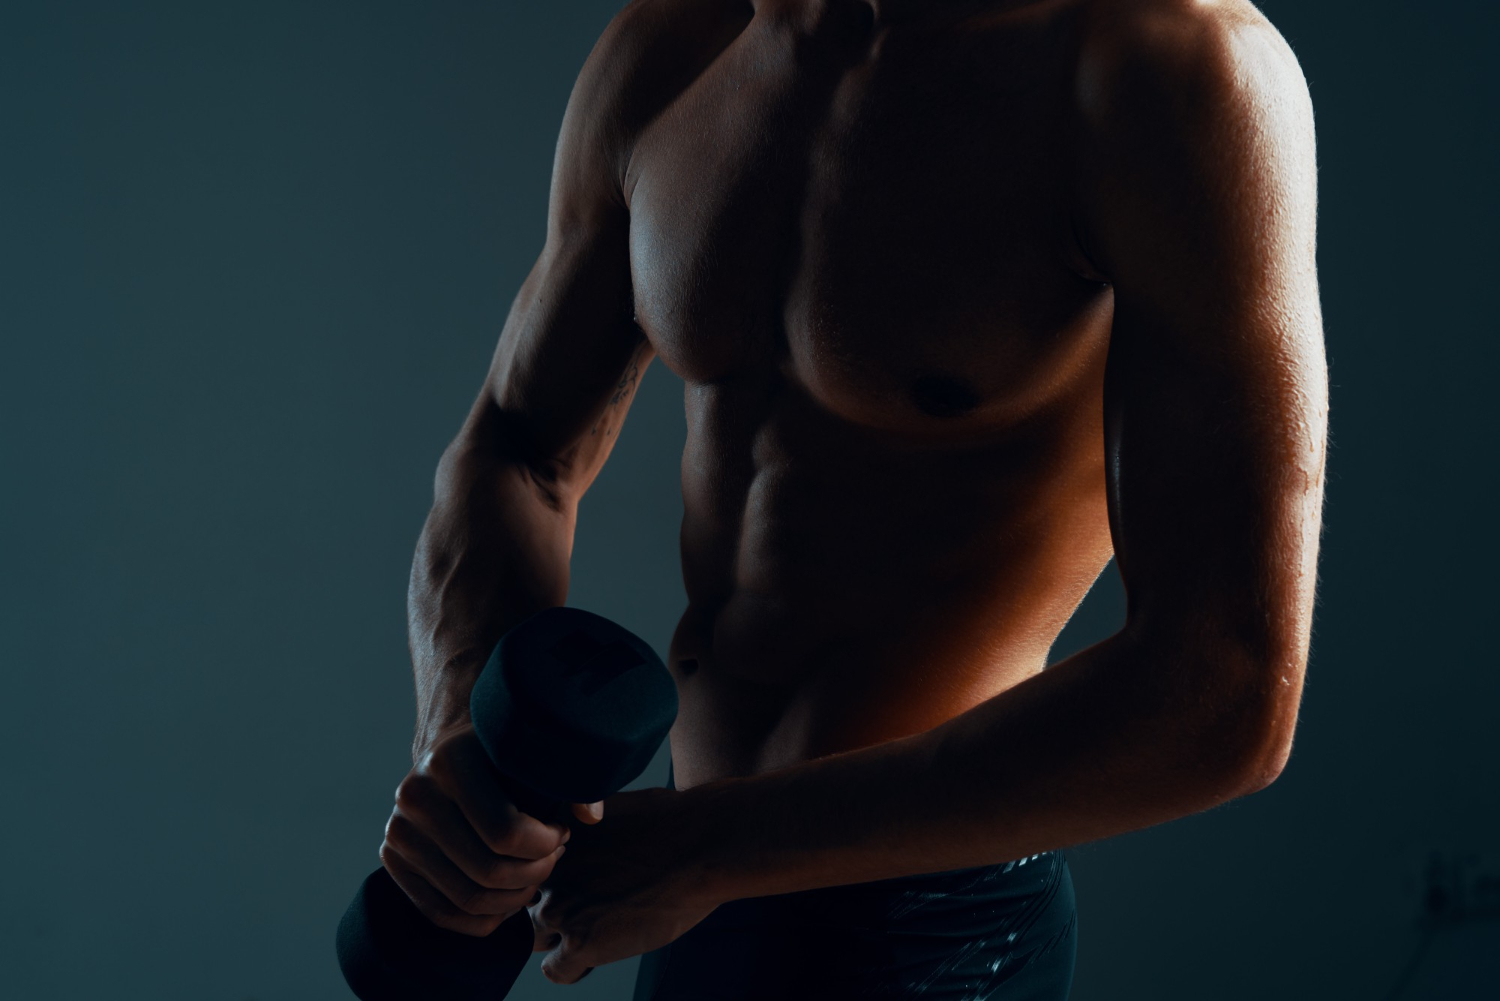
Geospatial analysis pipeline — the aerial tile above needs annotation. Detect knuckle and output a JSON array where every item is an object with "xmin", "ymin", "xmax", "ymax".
[
  {"xmin": 383, "ymin": 812, "xmax": 417, "ymax": 849},
  {"xmin": 395, "ymin": 772, "xmax": 436, "ymax": 808},
  {"xmin": 415, "ymin": 746, "xmax": 442, "ymax": 774},
  {"xmin": 423, "ymin": 755, "xmax": 449, "ymax": 784}
]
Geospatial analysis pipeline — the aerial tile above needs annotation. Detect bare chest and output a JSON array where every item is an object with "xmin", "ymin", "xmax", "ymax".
[{"xmin": 625, "ymin": 0, "xmax": 1110, "ymax": 431}]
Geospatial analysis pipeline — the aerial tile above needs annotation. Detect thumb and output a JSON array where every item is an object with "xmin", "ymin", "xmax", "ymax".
[{"xmin": 571, "ymin": 801, "xmax": 604, "ymax": 824}]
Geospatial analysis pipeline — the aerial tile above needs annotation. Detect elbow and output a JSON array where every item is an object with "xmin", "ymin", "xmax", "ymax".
[
  {"xmin": 435, "ymin": 416, "xmax": 572, "ymax": 515},
  {"xmin": 1140, "ymin": 634, "xmax": 1305, "ymax": 804},
  {"xmin": 1197, "ymin": 664, "xmax": 1303, "ymax": 801},
  {"xmin": 1179, "ymin": 712, "xmax": 1295, "ymax": 807},
  {"xmin": 1222, "ymin": 733, "xmax": 1292, "ymax": 798},
  {"xmin": 1123, "ymin": 585, "xmax": 1314, "ymax": 804}
]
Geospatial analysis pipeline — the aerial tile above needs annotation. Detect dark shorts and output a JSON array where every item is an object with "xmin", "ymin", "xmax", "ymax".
[{"xmin": 633, "ymin": 762, "xmax": 1077, "ymax": 1001}]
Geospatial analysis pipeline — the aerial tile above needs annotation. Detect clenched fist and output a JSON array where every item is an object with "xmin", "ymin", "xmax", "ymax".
[{"xmin": 379, "ymin": 724, "xmax": 604, "ymax": 937}]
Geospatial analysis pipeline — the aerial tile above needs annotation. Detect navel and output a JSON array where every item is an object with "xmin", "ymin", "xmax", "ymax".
[{"xmin": 910, "ymin": 373, "xmax": 981, "ymax": 418}]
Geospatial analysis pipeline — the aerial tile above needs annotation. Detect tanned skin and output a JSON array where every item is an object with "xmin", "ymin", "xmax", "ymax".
[{"xmin": 377, "ymin": 0, "xmax": 1326, "ymax": 985}]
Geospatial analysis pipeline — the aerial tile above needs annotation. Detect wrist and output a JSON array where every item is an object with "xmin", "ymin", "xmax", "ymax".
[
  {"xmin": 674, "ymin": 773, "xmax": 792, "ymax": 907},
  {"xmin": 671, "ymin": 779, "xmax": 751, "ymax": 907},
  {"xmin": 665, "ymin": 730, "xmax": 953, "ymax": 903},
  {"xmin": 411, "ymin": 660, "xmax": 486, "ymax": 760}
]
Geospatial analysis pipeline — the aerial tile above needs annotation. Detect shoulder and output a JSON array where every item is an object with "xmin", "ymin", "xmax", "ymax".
[
  {"xmin": 563, "ymin": 0, "xmax": 754, "ymax": 190},
  {"xmin": 1071, "ymin": 0, "xmax": 1312, "ymax": 142},
  {"xmin": 1066, "ymin": 0, "xmax": 1317, "ymax": 279}
]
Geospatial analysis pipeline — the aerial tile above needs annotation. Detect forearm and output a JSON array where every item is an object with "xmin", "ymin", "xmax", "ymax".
[
  {"xmin": 407, "ymin": 428, "xmax": 574, "ymax": 757},
  {"xmin": 681, "ymin": 631, "xmax": 1293, "ymax": 902}
]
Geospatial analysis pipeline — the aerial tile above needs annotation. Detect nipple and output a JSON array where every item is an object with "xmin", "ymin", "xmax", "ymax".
[{"xmin": 911, "ymin": 374, "xmax": 982, "ymax": 418}]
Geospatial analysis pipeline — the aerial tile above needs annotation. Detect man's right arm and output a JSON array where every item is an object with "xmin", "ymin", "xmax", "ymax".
[
  {"xmin": 379, "ymin": 9, "xmax": 658, "ymax": 937},
  {"xmin": 406, "ymin": 194, "xmax": 651, "ymax": 758}
]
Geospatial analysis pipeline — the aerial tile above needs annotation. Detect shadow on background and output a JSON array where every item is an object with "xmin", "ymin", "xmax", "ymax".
[{"xmin": 1, "ymin": 1, "xmax": 1495, "ymax": 998}]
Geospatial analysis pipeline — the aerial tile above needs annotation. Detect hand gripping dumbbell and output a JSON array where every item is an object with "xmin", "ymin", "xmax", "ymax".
[{"xmin": 336, "ymin": 607, "xmax": 679, "ymax": 1000}]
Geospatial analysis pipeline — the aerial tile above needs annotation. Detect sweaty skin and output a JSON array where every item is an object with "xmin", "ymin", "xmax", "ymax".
[{"xmin": 379, "ymin": 0, "xmax": 1326, "ymax": 983}]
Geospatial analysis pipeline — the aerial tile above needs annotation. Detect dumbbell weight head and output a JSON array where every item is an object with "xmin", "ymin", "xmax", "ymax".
[{"xmin": 470, "ymin": 606, "xmax": 678, "ymax": 810}]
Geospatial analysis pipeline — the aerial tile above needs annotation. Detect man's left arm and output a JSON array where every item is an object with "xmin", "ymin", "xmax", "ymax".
[{"xmin": 676, "ymin": 8, "xmax": 1327, "ymax": 901}]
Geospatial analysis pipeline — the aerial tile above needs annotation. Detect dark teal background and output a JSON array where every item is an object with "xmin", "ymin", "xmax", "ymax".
[{"xmin": 2, "ymin": 2, "xmax": 1494, "ymax": 998}]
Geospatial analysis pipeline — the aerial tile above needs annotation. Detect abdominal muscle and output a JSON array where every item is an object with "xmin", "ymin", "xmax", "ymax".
[{"xmin": 659, "ymin": 369, "xmax": 1116, "ymax": 791}]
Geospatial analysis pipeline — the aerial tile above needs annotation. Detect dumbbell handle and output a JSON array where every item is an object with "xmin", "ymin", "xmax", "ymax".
[
  {"xmin": 338, "ymin": 606, "xmax": 677, "ymax": 1001},
  {"xmin": 337, "ymin": 768, "xmax": 562, "ymax": 1001},
  {"xmin": 494, "ymin": 772, "xmax": 571, "ymax": 831}
]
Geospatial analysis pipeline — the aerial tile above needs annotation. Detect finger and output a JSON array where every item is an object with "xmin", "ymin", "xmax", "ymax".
[
  {"xmin": 530, "ymin": 900, "xmax": 561, "ymax": 953},
  {"xmin": 386, "ymin": 812, "xmax": 550, "ymax": 917},
  {"xmin": 399, "ymin": 776, "xmax": 568, "ymax": 889},
  {"xmin": 433, "ymin": 744, "xmax": 570, "ymax": 858},
  {"xmin": 571, "ymin": 801, "xmax": 605, "ymax": 825},
  {"xmin": 380, "ymin": 848, "xmax": 506, "ymax": 938},
  {"xmin": 542, "ymin": 937, "xmax": 596, "ymax": 986}
]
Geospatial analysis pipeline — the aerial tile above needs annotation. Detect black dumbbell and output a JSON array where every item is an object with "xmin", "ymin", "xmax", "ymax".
[{"xmin": 336, "ymin": 606, "xmax": 679, "ymax": 1000}]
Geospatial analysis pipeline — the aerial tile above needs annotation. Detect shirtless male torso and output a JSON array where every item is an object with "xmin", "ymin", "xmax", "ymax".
[{"xmin": 376, "ymin": 0, "xmax": 1326, "ymax": 995}]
